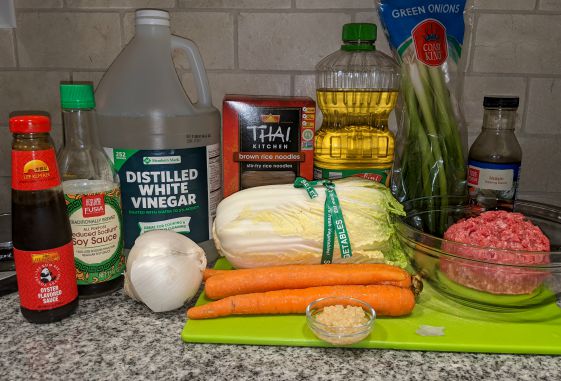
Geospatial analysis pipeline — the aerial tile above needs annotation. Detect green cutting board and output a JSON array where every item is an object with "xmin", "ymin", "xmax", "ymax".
[{"xmin": 182, "ymin": 259, "xmax": 561, "ymax": 354}]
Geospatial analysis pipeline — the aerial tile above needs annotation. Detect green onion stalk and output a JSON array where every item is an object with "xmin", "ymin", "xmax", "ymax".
[{"xmin": 397, "ymin": 52, "xmax": 467, "ymax": 234}]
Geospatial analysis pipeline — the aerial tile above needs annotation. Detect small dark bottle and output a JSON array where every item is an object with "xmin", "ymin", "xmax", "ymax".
[
  {"xmin": 467, "ymin": 96, "xmax": 522, "ymax": 210},
  {"xmin": 10, "ymin": 115, "xmax": 78, "ymax": 323}
]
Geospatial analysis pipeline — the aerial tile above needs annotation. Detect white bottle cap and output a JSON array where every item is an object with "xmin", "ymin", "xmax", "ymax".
[{"xmin": 136, "ymin": 9, "xmax": 170, "ymax": 26}]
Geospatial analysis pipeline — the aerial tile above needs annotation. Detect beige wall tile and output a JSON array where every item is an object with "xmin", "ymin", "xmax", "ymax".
[
  {"xmin": 171, "ymin": 13, "xmax": 234, "ymax": 70},
  {"xmin": 538, "ymin": 0, "xmax": 561, "ymax": 11},
  {"xmin": 296, "ymin": 0, "xmax": 375, "ymax": 8},
  {"xmin": 518, "ymin": 191, "xmax": 561, "ymax": 206},
  {"xmin": 525, "ymin": 78, "xmax": 561, "ymax": 135},
  {"xmin": 16, "ymin": 12, "xmax": 122, "ymax": 70},
  {"xmin": 0, "ymin": 31, "xmax": 15, "ymax": 67},
  {"xmin": 0, "ymin": 177, "xmax": 10, "ymax": 212},
  {"xmin": 0, "ymin": 71, "xmax": 70, "ymax": 126},
  {"xmin": 123, "ymin": 13, "xmax": 136, "ymax": 43},
  {"xmin": 180, "ymin": 72, "xmax": 291, "ymax": 111},
  {"xmin": 474, "ymin": 0, "xmax": 536, "ymax": 10},
  {"xmin": 123, "ymin": 12, "xmax": 235, "ymax": 70},
  {"xmin": 179, "ymin": 0, "xmax": 291, "ymax": 8},
  {"xmin": 473, "ymin": 14, "xmax": 561, "ymax": 75},
  {"xmin": 15, "ymin": 0, "xmax": 62, "ymax": 8},
  {"xmin": 294, "ymin": 74, "xmax": 315, "ymax": 100},
  {"xmin": 66, "ymin": 0, "xmax": 175, "ymax": 8},
  {"xmin": 517, "ymin": 136, "xmax": 560, "ymax": 192},
  {"xmin": 462, "ymin": 75, "xmax": 526, "ymax": 133},
  {"xmin": 238, "ymin": 13, "xmax": 351, "ymax": 70},
  {"xmin": 545, "ymin": 137, "xmax": 561, "ymax": 192},
  {"xmin": 355, "ymin": 11, "xmax": 392, "ymax": 56},
  {"xmin": 0, "ymin": 129, "xmax": 11, "ymax": 177},
  {"xmin": 72, "ymin": 72, "xmax": 106, "ymax": 88}
]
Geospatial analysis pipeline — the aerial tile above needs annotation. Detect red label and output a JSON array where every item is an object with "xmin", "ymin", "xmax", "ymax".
[
  {"xmin": 412, "ymin": 19, "xmax": 448, "ymax": 67},
  {"xmin": 468, "ymin": 167, "xmax": 480, "ymax": 186},
  {"xmin": 82, "ymin": 194, "xmax": 106, "ymax": 217},
  {"xmin": 11, "ymin": 149, "xmax": 61, "ymax": 191},
  {"xmin": 14, "ymin": 242, "xmax": 78, "ymax": 311}
]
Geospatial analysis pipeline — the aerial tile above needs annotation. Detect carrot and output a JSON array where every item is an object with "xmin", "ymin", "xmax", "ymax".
[
  {"xmin": 203, "ymin": 268, "xmax": 229, "ymax": 281},
  {"xmin": 187, "ymin": 284, "xmax": 415, "ymax": 319},
  {"xmin": 204, "ymin": 263, "xmax": 413, "ymax": 300}
]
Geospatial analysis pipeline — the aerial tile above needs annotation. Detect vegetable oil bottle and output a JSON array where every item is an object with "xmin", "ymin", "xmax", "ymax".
[
  {"xmin": 95, "ymin": 9, "xmax": 221, "ymax": 251},
  {"xmin": 314, "ymin": 23, "xmax": 400, "ymax": 186}
]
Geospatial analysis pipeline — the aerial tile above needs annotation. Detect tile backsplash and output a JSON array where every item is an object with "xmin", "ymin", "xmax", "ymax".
[{"xmin": 1, "ymin": 0, "xmax": 560, "ymax": 212}]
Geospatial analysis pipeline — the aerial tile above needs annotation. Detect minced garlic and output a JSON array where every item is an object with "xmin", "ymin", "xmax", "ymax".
[{"xmin": 316, "ymin": 305, "xmax": 368, "ymax": 327}]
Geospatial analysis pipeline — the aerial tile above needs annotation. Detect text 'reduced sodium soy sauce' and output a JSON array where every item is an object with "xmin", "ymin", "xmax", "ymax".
[{"xmin": 10, "ymin": 115, "xmax": 78, "ymax": 323}]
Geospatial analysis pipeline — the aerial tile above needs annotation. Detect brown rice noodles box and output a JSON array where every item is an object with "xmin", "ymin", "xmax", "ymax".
[{"xmin": 222, "ymin": 95, "xmax": 316, "ymax": 197}]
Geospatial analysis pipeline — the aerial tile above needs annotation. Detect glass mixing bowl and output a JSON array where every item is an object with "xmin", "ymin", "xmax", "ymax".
[{"xmin": 394, "ymin": 196, "xmax": 561, "ymax": 311}]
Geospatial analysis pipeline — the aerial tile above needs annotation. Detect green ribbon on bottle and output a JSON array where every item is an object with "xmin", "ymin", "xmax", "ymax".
[{"xmin": 294, "ymin": 177, "xmax": 352, "ymax": 264}]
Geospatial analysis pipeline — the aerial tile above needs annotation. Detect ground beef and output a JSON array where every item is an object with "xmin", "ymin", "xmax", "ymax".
[{"xmin": 440, "ymin": 211, "xmax": 550, "ymax": 295}]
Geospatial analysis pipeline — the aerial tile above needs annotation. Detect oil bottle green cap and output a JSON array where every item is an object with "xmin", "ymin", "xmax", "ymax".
[
  {"xmin": 342, "ymin": 23, "xmax": 377, "ymax": 42},
  {"xmin": 60, "ymin": 83, "xmax": 96, "ymax": 109}
]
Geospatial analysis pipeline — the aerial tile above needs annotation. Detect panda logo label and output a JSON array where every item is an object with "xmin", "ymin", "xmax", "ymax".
[{"xmin": 40, "ymin": 267, "xmax": 57, "ymax": 283}]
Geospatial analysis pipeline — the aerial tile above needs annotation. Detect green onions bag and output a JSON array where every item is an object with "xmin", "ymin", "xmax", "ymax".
[{"xmin": 377, "ymin": 1, "xmax": 475, "ymax": 213}]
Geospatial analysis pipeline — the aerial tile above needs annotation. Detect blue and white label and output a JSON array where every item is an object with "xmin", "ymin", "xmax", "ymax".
[
  {"xmin": 105, "ymin": 144, "xmax": 221, "ymax": 249},
  {"xmin": 378, "ymin": 0, "xmax": 467, "ymax": 60}
]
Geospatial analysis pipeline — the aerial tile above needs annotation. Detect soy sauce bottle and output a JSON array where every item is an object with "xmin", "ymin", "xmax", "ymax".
[
  {"xmin": 58, "ymin": 84, "xmax": 125, "ymax": 298},
  {"xmin": 10, "ymin": 114, "xmax": 78, "ymax": 323}
]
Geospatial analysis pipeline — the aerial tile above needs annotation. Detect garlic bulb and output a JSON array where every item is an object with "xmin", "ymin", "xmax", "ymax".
[{"xmin": 124, "ymin": 230, "xmax": 207, "ymax": 312}]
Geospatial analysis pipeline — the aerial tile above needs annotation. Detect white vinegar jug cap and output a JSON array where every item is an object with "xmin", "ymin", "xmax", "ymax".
[{"xmin": 136, "ymin": 9, "xmax": 170, "ymax": 26}]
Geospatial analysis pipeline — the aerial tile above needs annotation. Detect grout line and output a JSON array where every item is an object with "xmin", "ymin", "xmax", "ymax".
[
  {"xmin": 519, "ymin": 76, "xmax": 531, "ymax": 135},
  {"xmin": 466, "ymin": 72, "xmax": 561, "ymax": 79},
  {"xmin": 11, "ymin": 27, "xmax": 19, "ymax": 68},
  {"xmin": 233, "ymin": 11, "xmax": 239, "ymax": 70},
  {"xmin": 14, "ymin": 5, "xmax": 561, "ymax": 15},
  {"xmin": 15, "ymin": 8, "xmax": 384, "ymax": 14},
  {"xmin": 119, "ymin": 11, "xmax": 126, "ymax": 48},
  {"xmin": 465, "ymin": 8, "xmax": 479, "ymax": 74},
  {"xmin": 6, "ymin": 66, "xmax": 561, "ymax": 80},
  {"xmin": 290, "ymin": 74, "xmax": 295, "ymax": 96},
  {"xmin": 474, "ymin": 8, "xmax": 561, "ymax": 15}
]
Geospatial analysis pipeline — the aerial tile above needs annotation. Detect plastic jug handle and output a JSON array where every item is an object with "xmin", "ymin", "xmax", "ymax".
[{"xmin": 171, "ymin": 35, "xmax": 212, "ymax": 108}]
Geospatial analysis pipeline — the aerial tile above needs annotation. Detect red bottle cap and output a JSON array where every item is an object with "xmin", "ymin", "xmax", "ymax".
[{"xmin": 9, "ymin": 115, "xmax": 51, "ymax": 133}]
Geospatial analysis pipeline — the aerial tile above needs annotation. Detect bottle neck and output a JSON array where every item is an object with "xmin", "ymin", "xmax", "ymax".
[
  {"xmin": 341, "ymin": 41, "xmax": 376, "ymax": 52},
  {"xmin": 482, "ymin": 108, "xmax": 517, "ymax": 131},
  {"xmin": 135, "ymin": 23, "xmax": 171, "ymax": 39},
  {"xmin": 62, "ymin": 109, "xmax": 99, "ymax": 149},
  {"xmin": 12, "ymin": 133, "xmax": 53, "ymax": 151}
]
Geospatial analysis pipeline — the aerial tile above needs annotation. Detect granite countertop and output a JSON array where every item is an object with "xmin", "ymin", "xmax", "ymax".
[
  {"xmin": 1, "ymin": 289, "xmax": 561, "ymax": 381},
  {"xmin": 1, "ymin": 243, "xmax": 560, "ymax": 380},
  {"xmin": 2, "ymin": 195, "xmax": 561, "ymax": 381}
]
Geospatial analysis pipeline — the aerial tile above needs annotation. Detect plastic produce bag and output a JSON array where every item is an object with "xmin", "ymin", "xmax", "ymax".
[{"xmin": 376, "ymin": 0, "xmax": 475, "ymax": 205}]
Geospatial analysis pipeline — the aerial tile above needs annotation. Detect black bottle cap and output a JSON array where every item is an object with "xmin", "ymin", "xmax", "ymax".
[{"xmin": 483, "ymin": 96, "xmax": 519, "ymax": 109}]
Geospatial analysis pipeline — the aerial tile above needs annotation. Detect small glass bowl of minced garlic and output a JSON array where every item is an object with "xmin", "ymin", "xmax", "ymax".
[{"xmin": 306, "ymin": 296, "xmax": 376, "ymax": 345}]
